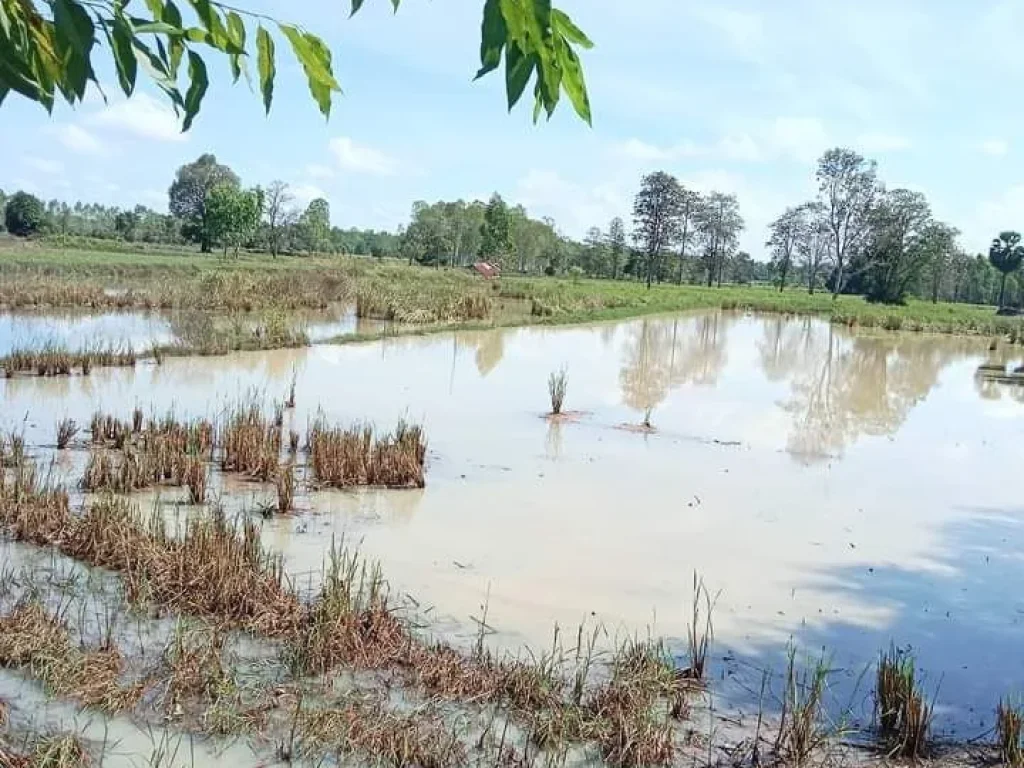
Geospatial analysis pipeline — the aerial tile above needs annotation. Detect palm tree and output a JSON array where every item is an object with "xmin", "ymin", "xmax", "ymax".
[{"xmin": 988, "ymin": 231, "xmax": 1024, "ymax": 308}]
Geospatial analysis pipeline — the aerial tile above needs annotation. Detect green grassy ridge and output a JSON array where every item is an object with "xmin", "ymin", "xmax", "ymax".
[{"xmin": 1, "ymin": 241, "xmax": 1019, "ymax": 341}]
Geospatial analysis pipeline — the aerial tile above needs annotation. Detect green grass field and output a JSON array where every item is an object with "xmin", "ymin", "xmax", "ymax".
[{"xmin": 2, "ymin": 238, "xmax": 1021, "ymax": 343}]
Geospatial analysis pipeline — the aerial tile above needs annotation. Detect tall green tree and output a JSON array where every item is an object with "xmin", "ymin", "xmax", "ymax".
[
  {"xmin": 0, "ymin": 189, "xmax": 7, "ymax": 232},
  {"xmin": 301, "ymin": 198, "xmax": 331, "ymax": 253},
  {"xmin": 989, "ymin": 231, "xmax": 1024, "ymax": 308},
  {"xmin": 168, "ymin": 154, "xmax": 240, "ymax": 252},
  {"xmin": 0, "ymin": 1, "xmax": 593, "ymax": 128},
  {"xmin": 674, "ymin": 188, "xmax": 703, "ymax": 285},
  {"xmin": 4, "ymin": 191, "xmax": 45, "ymax": 236},
  {"xmin": 861, "ymin": 189, "xmax": 932, "ymax": 304},
  {"xmin": 918, "ymin": 222, "xmax": 960, "ymax": 303},
  {"xmin": 479, "ymin": 193, "xmax": 513, "ymax": 265},
  {"xmin": 816, "ymin": 148, "xmax": 880, "ymax": 298},
  {"xmin": 206, "ymin": 184, "xmax": 263, "ymax": 256},
  {"xmin": 767, "ymin": 205, "xmax": 806, "ymax": 292},
  {"xmin": 632, "ymin": 171, "xmax": 684, "ymax": 289},
  {"xmin": 607, "ymin": 216, "xmax": 626, "ymax": 280},
  {"xmin": 696, "ymin": 192, "xmax": 744, "ymax": 287}
]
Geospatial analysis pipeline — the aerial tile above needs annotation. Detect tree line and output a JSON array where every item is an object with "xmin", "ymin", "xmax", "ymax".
[
  {"xmin": 764, "ymin": 147, "xmax": 1024, "ymax": 308},
  {"xmin": 4, "ymin": 146, "xmax": 1023, "ymax": 309},
  {"xmin": 0, "ymin": 154, "xmax": 397, "ymax": 258}
]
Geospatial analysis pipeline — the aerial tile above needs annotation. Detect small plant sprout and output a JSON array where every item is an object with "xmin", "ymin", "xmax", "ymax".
[{"xmin": 548, "ymin": 367, "xmax": 568, "ymax": 415}]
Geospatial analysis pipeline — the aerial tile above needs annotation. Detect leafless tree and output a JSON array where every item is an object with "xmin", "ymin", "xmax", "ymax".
[
  {"xmin": 815, "ymin": 148, "xmax": 879, "ymax": 298},
  {"xmin": 264, "ymin": 180, "xmax": 297, "ymax": 257}
]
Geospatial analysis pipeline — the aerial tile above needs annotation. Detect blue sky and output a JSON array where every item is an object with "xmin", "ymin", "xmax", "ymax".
[{"xmin": 1, "ymin": 0, "xmax": 1021, "ymax": 257}]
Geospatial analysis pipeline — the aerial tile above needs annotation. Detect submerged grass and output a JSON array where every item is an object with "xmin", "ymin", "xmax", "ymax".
[
  {"xmin": 1, "ymin": 344, "xmax": 135, "ymax": 378},
  {"xmin": 0, "ymin": 600, "xmax": 144, "ymax": 713},
  {"xmin": 999, "ymin": 698, "xmax": 1024, "ymax": 768},
  {"xmin": 307, "ymin": 415, "xmax": 426, "ymax": 489},
  {"xmin": 876, "ymin": 645, "xmax": 932, "ymax": 759}
]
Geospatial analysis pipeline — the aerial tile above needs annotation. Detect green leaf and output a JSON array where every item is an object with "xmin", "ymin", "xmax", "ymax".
[
  {"xmin": 0, "ymin": 85, "xmax": 8, "ymax": 106},
  {"xmin": 182, "ymin": 49, "xmax": 208, "ymax": 130},
  {"xmin": 226, "ymin": 12, "xmax": 245, "ymax": 83},
  {"xmin": 53, "ymin": 0, "xmax": 95, "ymax": 100},
  {"xmin": 350, "ymin": 0, "xmax": 366, "ymax": 16},
  {"xmin": 163, "ymin": 1, "xmax": 182, "ymax": 29},
  {"xmin": 504, "ymin": 42, "xmax": 532, "ymax": 111},
  {"xmin": 110, "ymin": 15, "xmax": 138, "ymax": 96},
  {"xmin": 133, "ymin": 38, "xmax": 184, "ymax": 110},
  {"xmin": 132, "ymin": 21, "xmax": 182, "ymax": 35},
  {"xmin": 551, "ymin": 9, "xmax": 592, "ymax": 49},
  {"xmin": 475, "ymin": 0, "xmax": 505, "ymax": 79},
  {"xmin": 144, "ymin": 0, "xmax": 165, "ymax": 19},
  {"xmin": 256, "ymin": 26, "xmax": 275, "ymax": 113},
  {"xmin": 279, "ymin": 24, "xmax": 339, "ymax": 118},
  {"xmin": 555, "ymin": 39, "xmax": 590, "ymax": 124}
]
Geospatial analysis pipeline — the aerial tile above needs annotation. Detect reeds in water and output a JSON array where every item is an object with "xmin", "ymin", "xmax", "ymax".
[
  {"xmin": 306, "ymin": 416, "xmax": 426, "ymax": 488},
  {"xmin": 876, "ymin": 645, "xmax": 932, "ymax": 758},
  {"xmin": 773, "ymin": 646, "xmax": 830, "ymax": 766},
  {"xmin": 999, "ymin": 698, "xmax": 1024, "ymax": 768},
  {"xmin": 276, "ymin": 462, "xmax": 295, "ymax": 513},
  {"xmin": 0, "ymin": 343, "xmax": 136, "ymax": 377},
  {"xmin": 221, "ymin": 400, "xmax": 281, "ymax": 480},
  {"xmin": 55, "ymin": 418, "xmax": 78, "ymax": 450},
  {"xmin": 548, "ymin": 368, "xmax": 568, "ymax": 415}
]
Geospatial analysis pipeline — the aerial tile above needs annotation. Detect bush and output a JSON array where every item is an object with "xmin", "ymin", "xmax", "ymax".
[{"xmin": 4, "ymin": 191, "xmax": 45, "ymax": 237}]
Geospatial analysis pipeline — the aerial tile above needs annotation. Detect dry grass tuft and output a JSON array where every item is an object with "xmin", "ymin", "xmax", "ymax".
[
  {"xmin": 0, "ymin": 600, "xmax": 143, "ymax": 713},
  {"xmin": 221, "ymin": 399, "xmax": 281, "ymax": 480},
  {"xmin": 55, "ymin": 419, "xmax": 78, "ymax": 450},
  {"xmin": 298, "ymin": 698, "xmax": 466, "ymax": 768},
  {"xmin": 182, "ymin": 455, "xmax": 207, "ymax": 504},
  {"xmin": 548, "ymin": 368, "xmax": 568, "ymax": 415},
  {"xmin": 774, "ymin": 646, "xmax": 830, "ymax": 766},
  {"xmin": 276, "ymin": 462, "xmax": 295, "ymax": 513},
  {"xmin": 999, "ymin": 698, "xmax": 1024, "ymax": 768},
  {"xmin": 307, "ymin": 416, "xmax": 426, "ymax": 488},
  {"xmin": 0, "ymin": 344, "xmax": 135, "ymax": 378},
  {"xmin": 876, "ymin": 645, "xmax": 931, "ymax": 759}
]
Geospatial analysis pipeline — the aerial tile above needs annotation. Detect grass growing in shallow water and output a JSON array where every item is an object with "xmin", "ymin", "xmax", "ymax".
[
  {"xmin": 876, "ymin": 645, "xmax": 932, "ymax": 758},
  {"xmin": 306, "ymin": 416, "xmax": 426, "ymax": 489}
]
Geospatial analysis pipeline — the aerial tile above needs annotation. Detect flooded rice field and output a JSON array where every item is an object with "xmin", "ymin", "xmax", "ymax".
[
  {"xmin": 2, "ymin": 309, "xmax": 1023, "ymax": 741},
  {"xmin": 0, "ymin": 304, "xmax": 384, "ymax": 355}
]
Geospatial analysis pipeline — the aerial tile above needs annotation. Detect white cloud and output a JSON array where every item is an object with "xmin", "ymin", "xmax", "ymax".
[
  {"xmin": 49, "ymin": 123, "xmax": 104, "ymax": 154},
  {"xmin": 513, "ymin": 170, "xmax": 630, "ymax": 237},
  {"xmin": 305, "ymin": 163, "xmax": 335, "ymax": 180},
  {"xmin": 616, "ymin": 133, "xmax": 761, "ymax": 164},
  {"xmin": 328, "ymin": 137, "xmax": 398, "ymax": 176},
  {"xmin": 978, "ymin": 138, "xmax": 1009, "ymax": 157},
  {"xmin": 967, "ymin": 184, "xmax": 1024, "ymax": 252},
  {"xmin": 290, "ymin": 183, "xmax": 326, "ymax": 207},
  {"xmin": 769, "ymin": 117, "xmax": 829, "ymax": 163},
  {"xmin": 695, "ymin": 7, "xmax": 763, "ymax": 51},
  {"xmin": 25, "ymin": 157, "xmax": 63, "ymax": 175},
  {"xmin": 856, "ymin": 133, "xmax": 911, "ymax": 153},
  {"xmin": 90, "ymin": 93, "xmax": 184, "ymax": 142}
]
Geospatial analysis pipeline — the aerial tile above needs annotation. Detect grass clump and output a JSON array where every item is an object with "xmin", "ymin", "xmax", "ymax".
[
  {"xmin": 0, "ymin": 344, "xmax": 135, "ymax": 378},
  {"xmin": 276, "ymin": 462, "xmax": 295, "ymax": 513},
  {"xmin": 307, "ymin": 416, "xmax": 426, "ymax": 489},
  {"xmin": 548, "ymin": 368, "xmax": 567, "ymax": 415},
  {"xmin": 298, "ymin": 698, "xmax": 466, "ymax": 768},
  {"xmin": 876, "ymin": 645, "xmax": 932, "ymax": 759},
  {"xmin": 0, "ymin": 600, "xmax": 144, "ymax": 713},
  {"xmin": 221, "ymin": 399, "xmax": 281, "ymax": 480},
  {"xmin": 773, "ymin": 646, "xmax": 831, "ymax": 766},
  {"xmin": 999, "ymin": 698, "xmax": 1024, "ymax": 768},
  {"xmin": 55, "ymin": 419, "xmax": 78, "ymax": 450}
]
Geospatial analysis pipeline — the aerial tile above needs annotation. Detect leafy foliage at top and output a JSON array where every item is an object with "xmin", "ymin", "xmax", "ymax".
[{"xmin": 0, "ymin": 0, "xmax": 593, "ymax": 129}]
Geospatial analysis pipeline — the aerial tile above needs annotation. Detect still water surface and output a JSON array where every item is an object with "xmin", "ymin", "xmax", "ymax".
[{"xmin": 2, "ymin": 309, "xmax": 1022, "ymax": 733}]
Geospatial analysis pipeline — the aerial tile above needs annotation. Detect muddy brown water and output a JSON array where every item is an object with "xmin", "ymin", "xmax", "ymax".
[
  {"xmin": 0, "ymin": 305, "xmax": 383, "ymax": 355},
  {"xmin": 2, "ymin": 309, "xmax": 1023, "ymax": 738}
]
